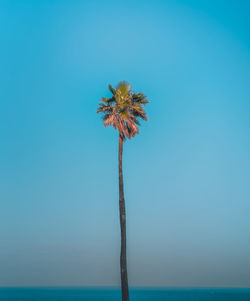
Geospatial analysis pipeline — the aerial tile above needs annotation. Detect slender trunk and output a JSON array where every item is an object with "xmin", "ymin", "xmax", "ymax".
[{"xmin": 119, "ymin": 135, "xmax": 129, "ymax": 301}]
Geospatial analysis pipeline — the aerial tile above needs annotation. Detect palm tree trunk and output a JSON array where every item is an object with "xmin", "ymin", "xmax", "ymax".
[{"xmin": 119, "ymin": 134, "xmax": 129, "ymax": 301}]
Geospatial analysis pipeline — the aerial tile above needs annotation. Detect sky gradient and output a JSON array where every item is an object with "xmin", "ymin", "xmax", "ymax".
[{"xmin": 0, "ymin": 0, "xmax": 250, "ymax": 287}]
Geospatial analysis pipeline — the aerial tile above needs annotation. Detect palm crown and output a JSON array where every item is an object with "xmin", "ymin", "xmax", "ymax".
[{"xmin": 97, "ymin": 81, "xmax": 149, "ymax": 141}]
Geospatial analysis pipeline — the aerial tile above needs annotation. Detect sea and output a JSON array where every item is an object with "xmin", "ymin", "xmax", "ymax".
[{"xmin": 0, "ymin": 287, "xmax": 250, "ymax": 301}]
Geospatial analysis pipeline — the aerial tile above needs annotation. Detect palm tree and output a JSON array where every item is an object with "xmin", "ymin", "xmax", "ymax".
[{"xmin": 97, "ymin": 81, "xmax": 149, "ymax": 301}]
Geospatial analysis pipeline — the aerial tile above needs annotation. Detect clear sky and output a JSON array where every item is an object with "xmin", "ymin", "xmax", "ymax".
[{"xmin": 0, "ymin": 0, "xmax": 250, "ymax": 288}]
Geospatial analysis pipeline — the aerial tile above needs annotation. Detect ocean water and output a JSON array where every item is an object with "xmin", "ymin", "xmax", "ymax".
[{"xmin": 0, "ymin": 287, "xmax": 250, "ymax": 301}]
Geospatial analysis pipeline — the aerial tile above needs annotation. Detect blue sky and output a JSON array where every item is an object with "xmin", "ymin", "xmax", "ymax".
[{"xmin": 0, "ymin": 0, "xmax": 250, "ymax": 287}]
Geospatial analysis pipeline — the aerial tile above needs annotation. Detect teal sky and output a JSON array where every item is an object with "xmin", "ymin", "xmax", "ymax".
[{"xmin": 0, "ymin": 0, "xmax": 250, "ymax": 287}]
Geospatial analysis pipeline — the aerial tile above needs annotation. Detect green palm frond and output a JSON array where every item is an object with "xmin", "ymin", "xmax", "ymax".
[
  {"xmin": 132, "ymin": 93, "xmax": 149, "ymax": 104},
  {"xmin": 102, "ymin": 96, "xmax": 115, "ymax": 104},
  {"xmin": 96, "ymin": 103, "xmax": 114, "ymax": 113},
  {"xmin": 108, "ymin": 84, "xmax": 116, "ymax": 96},
  {"xmin": 116, "ymin": 81, "xmax": 131, "ymax": 98}
]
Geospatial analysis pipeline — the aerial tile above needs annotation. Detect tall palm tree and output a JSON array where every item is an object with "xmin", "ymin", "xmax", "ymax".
[{"xmin": 97, "ymin": 81, "xmax": 149, "ymax": 301}]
